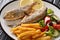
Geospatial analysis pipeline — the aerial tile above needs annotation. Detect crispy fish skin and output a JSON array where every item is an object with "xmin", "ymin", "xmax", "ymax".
[
  {"xmin": 3, "ymin": 9, "xmax": 25, "ymax": 26},
  {"xmin": 20, "ymin": 2, "xmax": 36, "ymax": 15},
  {"xmin": 4, "ymin": 1, "xmax": 47, "ymax": 26},
  {"xmin": 20, "ymin": 3, "xmax": 47, "ymax": 24},
  {"xmin": 4, "ymin": 9, "xmax": 25, "ymax": 21}
]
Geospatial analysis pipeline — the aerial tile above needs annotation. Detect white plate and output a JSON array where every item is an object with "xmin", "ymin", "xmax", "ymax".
[{"xmin": 0, "ymin": 0, "xmax": 60, "ymax": 40}]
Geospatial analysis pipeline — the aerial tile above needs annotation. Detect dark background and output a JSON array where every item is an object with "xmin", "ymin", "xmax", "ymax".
[{"xmin": 0, "ymin": 0, "xmax": 60, "ymax": 40}]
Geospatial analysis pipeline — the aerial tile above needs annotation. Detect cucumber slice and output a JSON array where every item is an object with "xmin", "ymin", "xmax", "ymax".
[
  {"xmin": 47, "ymin": 9, "xmax": 54, "ymax": 16},
  {"xmin": 52, "ymin": 30, "xmax": 59, "ymax": 37},
  {"xmin": 52, "ymin": 15, "xmax": 59, "ymax": 20},
  {"xmin": 51, "ymin": 15, "xmax": 59, "ymax": 22},
  {"xmin": 46, "ymin": 30, "xmax": 59, "ymax": 37}
]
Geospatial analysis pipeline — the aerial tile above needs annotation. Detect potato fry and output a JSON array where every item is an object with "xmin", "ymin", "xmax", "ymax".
[
  {"xmin": 21, "ymin": 23, "xmax": 40, "ymax": 26},
  {"xmin": 22, "ymin": 35, "xmax": 31, "ymax": 39},
  {"xmin": 18, "ymin": 30, "xmax": 40, "ymax": 38},
  {"xmin": 32, "ymin": 33, "xmax": 46, "ymax": 39},
  {"xmin": 32, "ymin": 39, "xmax": 35, "ymax": 40},
  {"xmin": 11, "ymin": 27, "xmax": 18, "ymax": 31},
  {"xmin": 18, "ymin": 31, "xmax": 34, "ymax": 38},
  {"xmin": 18, "ymin": 31, "xmax": 35, "ymax": 38},
  {"xmin": 32, "ymin": 31, "xmax": 45, "ymax": 38},
  {"xmin": 16, "ymin": 34, "xmax": 19, "ymax": 36},
  {"xmin": 24, "ymin": 39, "xmax": 31, "ymax": 40},
  {"xmin": 13, "ymin": 30, "xmax": 22, "ymax": 34},
  {"xmin": 36, "ymin": 36, "xmax": 51, "ymax": 40},
  {"xmin": 21, "ymin": 23, "xmax": 41, "ymax": 29},
  {"xmin": 36, "ymin": 37, "xmax": 41, "ymax": 40},
  {"xmin": 42, "ymin": 36, "xmax": 51, "ymax": 40},
  {"xmin": 20, "ymin": 36, "xmax": 32, "ymax": 40},
  {"xmin": 11, "ymin": 26, "xmax": 21, "ymax": 32},
  {"xmin": 11, "ymin": 23, "xmax": 52, "ymax": 40},
  {"xmin": 18, "ymin": 27, "xmax": 36, "ymax": 31},
  {"xmin": 39, "ymin": 32, "xmax": 46, "ymax": 37},
  {"xmin": 32, "ymin": 34, "xmax": 40, "ymax": 38},
  {"xmin": 35, "ymin": 29, "xmax": 41, "ymax": 33}
]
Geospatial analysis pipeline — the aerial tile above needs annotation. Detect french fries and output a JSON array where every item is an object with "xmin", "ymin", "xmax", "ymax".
[
  {"xmin": 18, "ymin": 30, "xmax": 41, "ymax": 38},
  {"xmin": 24, "ymin": 38, "xmax": 31, "ymax": 40},
  {"xmin": 18, "ymin": 27, "xmax": 36, "ymax": 31},
  {"xmin": 22, "ymin": 35, "xmax": 31, "ymax": 39},
  {"xmin": 11, "ymin": 23, "xmax": 51, "ymax": 40},
  {"xmin": 21, "ymin": 23, "xmax": 40, "ymax": 26},
  {"xmin": 11, "ymin": 27, "xmax": 18, "ymax": 31},
  {"xmin": 32, "ymin": 34, "xmax": 41, "ymax": 38},
  {"xmin": 32, "ymin": 31, "xmax": 45, "ymax": 38},
  {"xmin": 21, "ymin": 23, "xmax": 41, "ymax": 29},
  {"xmin": 36, "ymin": 36, "xmax": 51, "ymax": 40},
  {"xmin": 18, "ymin": 31, "xmax": 36, "ymax": 38}
]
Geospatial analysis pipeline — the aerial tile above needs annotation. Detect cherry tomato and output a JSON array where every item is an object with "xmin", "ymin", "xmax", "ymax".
[
  {"xmin": 53, "ymin": 24, "xmax": 60, "ymax": 30},
  {"xmin": 41, "ymin": 26, "xmax": 49, "ymax": 32}
]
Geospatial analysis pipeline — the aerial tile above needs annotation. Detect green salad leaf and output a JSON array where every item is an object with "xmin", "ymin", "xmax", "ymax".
[
  {"xmin": 39, "ymin": 20, "xmax": 45, "ymax": 27},
  {"xmin": 49, "ymin": 26, "xmax": 54, "ymax": 34},
  {"xmin": 45, "ymin": 26, "xmax": 54, "ymax": 36},
  {"xmin": 46, "ymin": 26, "xmax": 59, "ymax": 37}
]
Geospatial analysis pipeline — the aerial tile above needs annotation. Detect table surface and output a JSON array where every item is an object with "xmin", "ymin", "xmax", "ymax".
[
  {"xmin": 0, "ymin": 0, "xmax": 60, "ymax": 40},
  {"xmin": 0, "ymin": 0, "xmax": 12, "ymax": 10}
]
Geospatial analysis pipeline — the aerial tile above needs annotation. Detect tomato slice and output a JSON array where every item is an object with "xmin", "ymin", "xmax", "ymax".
[
  {"xmin": 41, "ymin": 26, "xmax": 49, "ymax": 32},
  {"xmin": 53, "ymin": 24, "xmax": 60, "ymax": 30}
]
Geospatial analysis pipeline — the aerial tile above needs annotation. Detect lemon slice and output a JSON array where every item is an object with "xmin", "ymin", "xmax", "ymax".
[
  {"xmin": 32, "ymin": 3, "xmax": 42, "ymax": 10},
  {"xmin": 33, "ymin": 0, "xmax": 42, "ymax": 3},
  {"xmin": 32, "ymin": 0, "xmax": 42, "ymax": 10},
  {"xmin": 20, "ymin": 0, "xmax": 33, "ymax": 7}
]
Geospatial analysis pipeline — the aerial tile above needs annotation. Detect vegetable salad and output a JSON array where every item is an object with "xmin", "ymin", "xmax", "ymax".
[{"xmin": 38, "ymin": 9, "xmax": 60, "ymax": 37}]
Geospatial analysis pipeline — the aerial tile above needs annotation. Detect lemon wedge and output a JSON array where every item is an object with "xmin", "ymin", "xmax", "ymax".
[
  {"xmin": 33, "ymin": 0, "xmax": 42, "ymax": 3},
  {"xmin": 20, "ymin": 0, "xmax": 43, "ymax": 10},
  {"xmin": 32, "ymin": 0, "xmax": 42, "ymax": 10},
  {"xmin": 20, "ymin": 0, "xmax": 33, "ymax": 7},
  {"xmin": 32, "ymin": 3, "xmax": 42, "ymax": 10}
]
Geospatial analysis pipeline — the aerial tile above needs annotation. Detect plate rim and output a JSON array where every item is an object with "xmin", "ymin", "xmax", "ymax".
[
  {"xmin": 0, "ymin": 0, "xmax": 16, "ymax": 40},
  {"xmin": 0, "ymin": 0, "xmax": 60, "ymax": 40}
]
